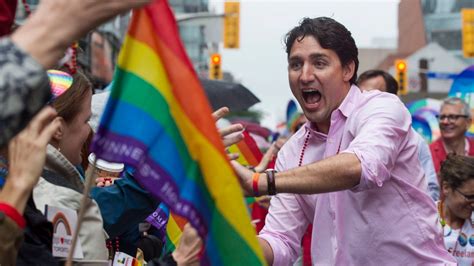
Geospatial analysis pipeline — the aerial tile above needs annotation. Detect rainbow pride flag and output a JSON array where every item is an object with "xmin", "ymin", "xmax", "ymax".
[
  {"xmin": 228, "ymin": 131, "xmax": 263, "ymax": 167},
  {"xmin": 165, "ymin": 212, "xmax": 187, "ymax": 253},
  {"xmin": 91, "ymin": 1, "xmax": 265, "ymax": 265}
]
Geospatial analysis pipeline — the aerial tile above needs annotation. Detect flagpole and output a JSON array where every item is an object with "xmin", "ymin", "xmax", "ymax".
[{"xmin": 66, "ymin": 157, "xmax": 98, "ymax": 266}]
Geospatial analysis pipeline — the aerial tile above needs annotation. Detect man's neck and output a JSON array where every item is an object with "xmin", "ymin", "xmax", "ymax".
[
  {"xmin": 309, "ymin": 83, "xmax": 353, "ymax": 135},
  {"xmin": 443, "ymin": 136, "xmax": 466, "ymax": 155},
  {"xmin": 310, "ymin": 121, "xmax": 330, "ymax": 135}
]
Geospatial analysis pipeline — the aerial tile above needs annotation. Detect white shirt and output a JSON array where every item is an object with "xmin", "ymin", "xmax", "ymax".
[{"xmin": 444, "ymin": 219, "xmax": 474, "ymax": 266}]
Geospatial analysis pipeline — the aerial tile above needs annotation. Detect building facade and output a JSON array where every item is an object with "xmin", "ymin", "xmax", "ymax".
[
  {"xmin": 421, "ymin": 0, "xmax": 474, "ymax": 64},
  {"xmin": 169, "ymin": 0, "xmax": 210, "ymax": 78}
]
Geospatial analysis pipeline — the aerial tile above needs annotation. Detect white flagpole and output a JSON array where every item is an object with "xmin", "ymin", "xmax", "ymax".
[{"xmin": 66, "ymin": 156, "xmax": 98, "ymax": 266}]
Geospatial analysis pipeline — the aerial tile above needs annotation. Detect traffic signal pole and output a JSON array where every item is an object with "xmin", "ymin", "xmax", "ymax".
[
  {"xmin": 419, "ymin": 58, "xmax": 428, "ymax": 93},
  {"xmin": 395, "ymin": 59, "xmax": 408, "ymax": 95}
]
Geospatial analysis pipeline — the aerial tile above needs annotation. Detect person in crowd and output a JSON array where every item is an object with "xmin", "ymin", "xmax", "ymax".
[
  {"xmin": 437, "ymin": 154, "xmax": 474, "ymax": 265},
  {"xmin": 231, "ymin": 17, "xmax": 455, "ymax": 265},
  {"xmin": 356, "ymin": 69, "xmax": 398, "ymax": 94},
  {"xmin": 0, "ymin": 107, "xmax": 59, "ymax": 265},
  {"xmin": 357, "ymin": 69, "xmax": 439, "ymax": 201},
  {"xmin": 32, "ymin": 68, "xmax": 178, "ymax": 260},
  {"xmin": 31, "ymin": 69, "xmax": 111, "ymax": 260},
  {"xmin": 430, "ymin": 98, "xmax": 474, "ymax": 182}
]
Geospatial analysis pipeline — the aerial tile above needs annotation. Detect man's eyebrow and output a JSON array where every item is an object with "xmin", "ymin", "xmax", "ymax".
[
  {"xmin": 309, "ymin": 53, "xmax": 329, "ymax": 60},
  {"xmin": 288, "ymin": 53, "xmax": 329, "ymax": 61}
]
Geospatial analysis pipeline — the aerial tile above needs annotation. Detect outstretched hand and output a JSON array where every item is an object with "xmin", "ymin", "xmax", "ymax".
[
  {"xmin": 230, "ymin": 160, "xmax": 258, "ymax": 197},
  {"xmin": 212, "ymin": 107, "xmax": 244, "ymax": 148},
  {"xmin": 34, "ymin": 0, "xmax": 151, "ymax": 41},
  {"xmin": 12, "ymin": 0, "xmax": 151, "ymax": 68}
]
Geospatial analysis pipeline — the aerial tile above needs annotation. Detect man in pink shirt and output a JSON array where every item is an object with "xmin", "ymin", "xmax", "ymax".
[{"xmin": 232, "ymin": 17, "xmax": 455, "ymax": 265}]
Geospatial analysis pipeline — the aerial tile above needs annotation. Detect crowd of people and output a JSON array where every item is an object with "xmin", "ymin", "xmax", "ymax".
[{"xmin": 1, "ymin": 0, "xmax": 474, "ymax": 265}]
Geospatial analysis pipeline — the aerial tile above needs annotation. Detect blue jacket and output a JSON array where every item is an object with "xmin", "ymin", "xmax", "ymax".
[{"xmin": 90, "ymin": 171, "xmax": 159, "ymax": 238}]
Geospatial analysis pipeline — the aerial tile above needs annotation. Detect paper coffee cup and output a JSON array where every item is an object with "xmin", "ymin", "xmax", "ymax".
[{"xmin": 88, "ymin": 153, "xmax": 124, "ymax": 178}]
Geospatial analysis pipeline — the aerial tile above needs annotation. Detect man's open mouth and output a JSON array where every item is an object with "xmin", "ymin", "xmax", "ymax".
[{"xmin": 302, "ymin": 89, "xmax": 321, "ymax": 104}]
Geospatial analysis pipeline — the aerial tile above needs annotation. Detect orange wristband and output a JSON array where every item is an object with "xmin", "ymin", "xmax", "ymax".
[{"xmin": 252, "ymin": 173, "xmax": 260, "ymax": 196}]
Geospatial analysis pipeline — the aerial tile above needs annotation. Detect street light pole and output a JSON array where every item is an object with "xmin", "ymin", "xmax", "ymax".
[{"xmin": 175, "ymin": 12, "xmax": 225, "ymax": 23}]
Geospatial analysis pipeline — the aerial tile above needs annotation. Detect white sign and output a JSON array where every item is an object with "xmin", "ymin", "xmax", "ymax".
[
  {"xmin": 45, "ymin": 205, "xmax": 84, "ymax": 259},
  {"xmin": 112, "ymin": 252, "xmax": 137, "ymax": 266}
]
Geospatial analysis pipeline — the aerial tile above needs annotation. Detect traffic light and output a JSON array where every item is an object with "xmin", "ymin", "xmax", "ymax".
[
  {"xmin": 395, "ymin": 59, "xmax": 408, "ymax": 95},
  {"xmin": 223, "ymin": 1, "xmax": 240, "ymax": 49},
  {"xmin": 209, "ymin": 53, "xmax": 222, "ymax": 80},
  {"xmin": 461, "ymin": 9, "xmax": 474, "ymax": 58}
]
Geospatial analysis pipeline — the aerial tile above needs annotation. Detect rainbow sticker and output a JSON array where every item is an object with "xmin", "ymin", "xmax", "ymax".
[{"xmin": 47, "ymin": 70, "xmax": 73, "ymax": 99}]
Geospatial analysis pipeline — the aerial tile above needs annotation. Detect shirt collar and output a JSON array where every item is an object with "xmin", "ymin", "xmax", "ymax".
[
  {"xmin": 302, "ymin": 122, "xmax": 327, "ymax": 141},
  {"xmin": 337, "ymin": 84, "xmax": 360, "ymax": 119}
]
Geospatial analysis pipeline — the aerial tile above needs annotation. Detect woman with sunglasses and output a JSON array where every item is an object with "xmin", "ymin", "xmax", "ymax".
[{"xmin": 438, "ymin": 154, "xmax": 474, "ymax": 265}]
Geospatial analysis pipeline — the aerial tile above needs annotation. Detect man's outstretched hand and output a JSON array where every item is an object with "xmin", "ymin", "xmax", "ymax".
[{"xmin": 230, "ymin": 160, "xmax": 261, "ymax": 197}]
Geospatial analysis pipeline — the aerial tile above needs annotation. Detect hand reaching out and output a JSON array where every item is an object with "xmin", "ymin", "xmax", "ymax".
[
  {"xmin": 212, "ymin": 107, "xmax": 244, "ymax": 148},
  {"xmin": 12, "ymin": 0, "xmax": 151, "ymax": 68}
]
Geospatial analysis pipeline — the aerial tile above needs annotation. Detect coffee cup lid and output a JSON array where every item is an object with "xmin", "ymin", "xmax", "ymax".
[{"xmin": 88, "ymin": 153, "xmax": 124, "ymax": 173}]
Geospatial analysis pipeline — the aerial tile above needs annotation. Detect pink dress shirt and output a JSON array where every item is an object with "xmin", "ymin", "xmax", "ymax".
[{"xmin": 259, "ymin": 86, "xmax": 456, "ymax": 265}]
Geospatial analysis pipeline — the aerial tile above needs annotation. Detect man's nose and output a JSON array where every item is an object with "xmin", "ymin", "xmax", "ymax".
[{"xmin": 300, "ymin": 64, "xmax": 315, "ymax": 83}]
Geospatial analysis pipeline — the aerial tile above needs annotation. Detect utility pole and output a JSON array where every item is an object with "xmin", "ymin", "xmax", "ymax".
[{"xmin": 419, "ymin": 58, "xmax": 428, "ymax": 95}]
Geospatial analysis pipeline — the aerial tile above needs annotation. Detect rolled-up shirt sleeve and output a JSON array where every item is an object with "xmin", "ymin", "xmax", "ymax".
[
  {"xmin": 341, "ymin": 96, "xmax": 412, "ymax": 192},
  {"xmin": 258, "ymin": 151, "xmax": 312, "ymax": 266}
]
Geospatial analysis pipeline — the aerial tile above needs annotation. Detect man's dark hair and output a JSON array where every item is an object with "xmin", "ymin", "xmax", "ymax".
[
  {"xmin": 285, "ymin": 17, "xmax": 359, "ymax": 84},
  {"xmin": 357, "ymin": 70, "xmax": 399, "ymax": 95}
]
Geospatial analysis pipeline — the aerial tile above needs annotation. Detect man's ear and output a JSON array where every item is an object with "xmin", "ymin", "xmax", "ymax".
[
  {"xmin": 343, "ymin": 61, "xmax": 355, "ymax": 83},
  {"xmin": 51, "ymin": 117, "xmax": 66, "ymax": 143}
]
